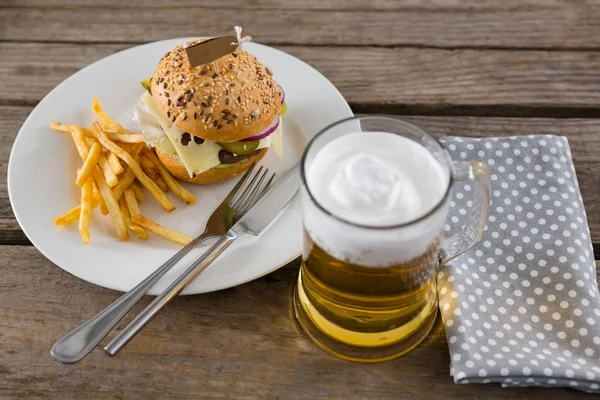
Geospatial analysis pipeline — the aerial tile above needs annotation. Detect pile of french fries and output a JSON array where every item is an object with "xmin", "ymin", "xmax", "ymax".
[{"xmin": 50, "ymin": 98, "xmax": 195, "ymax": 246}]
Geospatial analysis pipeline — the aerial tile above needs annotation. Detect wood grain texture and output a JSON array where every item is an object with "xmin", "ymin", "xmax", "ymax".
[
  {"xmin": 2, "ymin": 106, "xmax": 600, "ymax": 249},
  {"xmin": 2, "ymin": 4, "xmax": 600, "ymax": 49},
  {"xmin": 0, "ymin": 245, "xmax": 598, "ymax": 399},
  {"xmin": 2, "ymin": 42, "xmax": 600, "ymax": 115},
  {"xmin": 7, "ymin": 0, "xmax": 600, "ymax": 11},
  {"xmin": 0, "ymin": 106, "xmax": 30, "ymax": 245}
]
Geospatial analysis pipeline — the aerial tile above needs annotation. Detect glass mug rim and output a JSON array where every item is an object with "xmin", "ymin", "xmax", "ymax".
[{"xmin": 300, "ymin": 115, "xmax": 453, "ymax": 231}]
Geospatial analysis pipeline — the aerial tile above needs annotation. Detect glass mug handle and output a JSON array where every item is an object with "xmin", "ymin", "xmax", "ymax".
[{"xmin": 439, "ymin": 160, "xmax": 491, "ymax": 264}]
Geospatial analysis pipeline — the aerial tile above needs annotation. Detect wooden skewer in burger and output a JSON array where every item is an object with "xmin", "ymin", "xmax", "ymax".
[{"xmin": 135, "ymin": 26, "xmax": 286, "ymax": 184}]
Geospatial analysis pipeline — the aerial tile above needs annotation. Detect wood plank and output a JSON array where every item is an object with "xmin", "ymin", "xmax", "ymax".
[
  {"xmin": 0, "ymin": 245, "xmax": 598, "ymax": 399},
  {"xmin": 2, "ymin": 5, "xmax": 600, "ymax": 49},
  {"xmin": 8, "ymin": 0, "xmax": 600, "ymax": 11},
  {"xmin": 0, "ymin": 106, "xmax": 30, "ymax": 245},
  {"xmin": 2, "ymin": 105, "xmax": 600, "ymax": 248},
  {"xmin": 2, "ymin": 42, "xmax": 600, "ymax": 115}
]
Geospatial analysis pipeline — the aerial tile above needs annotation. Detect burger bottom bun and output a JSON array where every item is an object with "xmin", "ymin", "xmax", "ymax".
[{"xmin": 155, "ymin": 148, "xmax": 268, "ymax": 185}]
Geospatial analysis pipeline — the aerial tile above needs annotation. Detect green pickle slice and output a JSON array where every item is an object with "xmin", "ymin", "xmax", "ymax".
[
  {"xmin": 141, "ymin": 77, "xmax": 153, "ymax": 94},
  {"xmin": 219, "ymin": 140, "xmax": 259, "ymax": 155}
]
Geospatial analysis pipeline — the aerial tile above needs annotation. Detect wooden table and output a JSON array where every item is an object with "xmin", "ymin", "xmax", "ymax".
[{"xmin": 2, "ymin": 1, "xmax": 600, "ymax": 398}]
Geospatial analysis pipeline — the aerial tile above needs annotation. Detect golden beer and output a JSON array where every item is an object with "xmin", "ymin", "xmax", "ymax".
[
  {"xmin": 294, "ymin": 231, "xmax": 440, "ymax": 361},
  {"xmin": 295, "ymin": 116, "xmax": 490, "ymax": 361}
]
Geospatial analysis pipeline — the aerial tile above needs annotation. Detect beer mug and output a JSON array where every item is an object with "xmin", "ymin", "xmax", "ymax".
[{"xmin": 294, "ymin": 116, "xmax": 491, "ymax": 362}]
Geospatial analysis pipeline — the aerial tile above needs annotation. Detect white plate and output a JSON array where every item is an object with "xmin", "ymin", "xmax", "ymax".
[{"xmin": 8, "ymin": 38, "xmax": 352, "ymax": 295}]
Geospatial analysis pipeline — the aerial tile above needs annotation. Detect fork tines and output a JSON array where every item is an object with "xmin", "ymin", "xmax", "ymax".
[{"xmin": 229, "ymin": 164, "xmax": 276, "ymax": 215}]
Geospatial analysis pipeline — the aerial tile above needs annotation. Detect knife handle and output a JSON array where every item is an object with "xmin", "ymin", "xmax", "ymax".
[
  {"xmin": 103, "ymin": 231, "xmax": 238, "ymax": 356},
  {"xmin": 50, "ymin": 230, "xmax": 213, "ymax": 364}
]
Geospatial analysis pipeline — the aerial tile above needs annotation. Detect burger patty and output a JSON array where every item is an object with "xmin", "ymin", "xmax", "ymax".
[{"xmin": 218, "ymin": 149, "xmax": 262, "ymax": 164}]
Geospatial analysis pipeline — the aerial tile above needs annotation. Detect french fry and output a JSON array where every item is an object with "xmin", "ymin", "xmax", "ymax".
[
  {"xmin": 145, "ymin": 151, "xmax": 196, "ymax": 205},
  {"xmin": 93, "ymin": 97, "xmax": 122, "ymax": 130},
  {"xmin": 50, "ymin": 122, "xmax": 93, "ymax": 143},
  {"xmin": 124, "ymin": 188, "xmax": 141, "ymax": 217},
  {"xmin": 132, "ymin": 143, "xmax": 146, "ymax": 156},
  {"xmin": 108, "ymin": 132, "xmax": 145, "ymax": 143},
  {"xmin": 93, "ymin": 167, "xmax": 128, "ymax": 241},
  {"xmin": 112, "ymin": 168, "xmax": 136, "ymax": 201},
  {"xmin": 99, "ymin": 198, "xmax": 109, "ymax": 215},
  {"xmin": 93, "ymin": 180, "xmax": 109, "ymax": 215},
  {"xmin": 76, "ymin": 141, "xmax": 102, "ymax": 187},
  {"xmin": 66, "ymin": 125, "xmax": 91, "ymax": 159},
  {"xmin": 51, "ymin": 121, "xmax": 144, "ymax": 144},
  {"xmin": 104, "ymin": 126, "xmax": 143, "ymax": 136},
  {"xmin": 50, "ymin": 121, "xmax": 75, "ymax": 135},
  {"xmin": 130, "ymin": 182, "xmax": 144, "ymax": 203},
  {"xmin": 119, "ymin": 197, "xmax": 147, "ymax": 240},
  {"xmin": 98, "ymin": 153, "xmax": 118, "ymax": 187},
  {"xmin": 139, "ymin": 154, "xmax": 160, "ymax": 181},
  {"xmin": 79, "ymin": 178, "xmax": 93, "ymax": 244},
  {"xmin": 155, "ymin": 176, "xmax": 169, "ymax": 192},
  {"xmin": 139, "ymin": 154, "xmax": 167, "ymax": 191},
  {"xmin": 91, "ymin": 181, "xmax": 103, "ymax": 209},
  {"xmin": 107, "ymin": 151, "xmax": 124, "ymax": 175},
  {"xmin": 87, "ymin": 126, "xmax": 143, "ymax": 143},
  {"xmin": 55, "ymin": 183, "xmax": 104, "ymax": 226},
  {"xmin": 131, "ymin": 215, "xmax": 192, "ymax": 246},
  {"xmin": 54, "ymin": 206, "xmax": 80, "ymax": 227},
  {"xmin": 92, "ymin": 123, "xmax": 175, "ymax": 212}
]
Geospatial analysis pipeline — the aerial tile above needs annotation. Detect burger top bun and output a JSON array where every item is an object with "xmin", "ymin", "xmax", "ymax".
[{"xmin": 151, "ymin": 41, "xmax": 281, "ymax": 143}]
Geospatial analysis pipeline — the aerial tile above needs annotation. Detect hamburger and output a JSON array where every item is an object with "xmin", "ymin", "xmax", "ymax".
[{"xmin": 134, "ymin": 40, "xmax": 286, "ymax": 184}]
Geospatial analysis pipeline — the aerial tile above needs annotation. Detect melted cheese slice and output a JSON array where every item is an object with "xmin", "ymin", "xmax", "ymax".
[
  {"xmin": 138, "ymin": 92, "xmax": 283, "ymax": 177},
  {"xmin": 140, "ymin": 92, "xmax": 222, "ymax": 177}
]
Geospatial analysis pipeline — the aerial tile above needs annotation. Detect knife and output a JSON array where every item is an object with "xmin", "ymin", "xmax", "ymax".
[{"xmin": 104, "ymin": 163, "xmax": 301, "ymax": 356}]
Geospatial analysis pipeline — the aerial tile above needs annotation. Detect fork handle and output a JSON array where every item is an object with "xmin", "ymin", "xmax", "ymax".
[
  {"xmin": 104, "ymin": 231, "xmax": 239, "ymax": 356},
  {"xmin": 50, "ymin": 230, "xmax": 216, "ymax": 364}
]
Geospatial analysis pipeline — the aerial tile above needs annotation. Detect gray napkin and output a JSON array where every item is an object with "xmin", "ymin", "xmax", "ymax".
[{"xmin": 438, "ymin": 135, "xmax": 600, "ymax": 393}]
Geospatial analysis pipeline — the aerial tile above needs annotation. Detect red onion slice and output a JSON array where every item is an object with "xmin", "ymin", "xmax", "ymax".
[
  {"xmin": 278, "ymin": 84, "xmax": 285, "ymax": 104},
  {"xmin": 241, "ymin": 115, "xmax": 280, "ymax": 141}
]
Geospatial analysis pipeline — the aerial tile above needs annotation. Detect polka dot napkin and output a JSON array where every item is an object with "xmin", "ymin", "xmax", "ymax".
[{"xmin": 437, "ymin": 135, "xmax": 600, "ymax": 393}]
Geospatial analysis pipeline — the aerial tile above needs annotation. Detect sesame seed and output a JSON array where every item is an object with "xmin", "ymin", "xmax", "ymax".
[
  {"xmin": 212, "ymin": 73, "xmax": 218, "ymax": 79},
  {"xmin": 225, "ymin": 98, "xmax": 230, "ymax": 105}
]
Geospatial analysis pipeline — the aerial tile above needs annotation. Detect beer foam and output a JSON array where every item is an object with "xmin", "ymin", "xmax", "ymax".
[{"xmin": 304, "ymin": 131, "xmax": 450, "ymax": 266}]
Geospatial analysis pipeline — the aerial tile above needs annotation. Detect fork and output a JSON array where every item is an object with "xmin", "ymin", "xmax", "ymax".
[{"xmin": 50, "ymin": 164, "xmax": 275, "ymax": 364}]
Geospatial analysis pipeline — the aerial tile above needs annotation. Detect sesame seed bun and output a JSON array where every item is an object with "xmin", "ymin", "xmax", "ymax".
[
  {"xmin": 155, "ymin": 147, "xmax": 268, "ymax": 185},
  {"xmin": 151, "ymin": 41, "xmax": 281, "ymax": 143}
]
